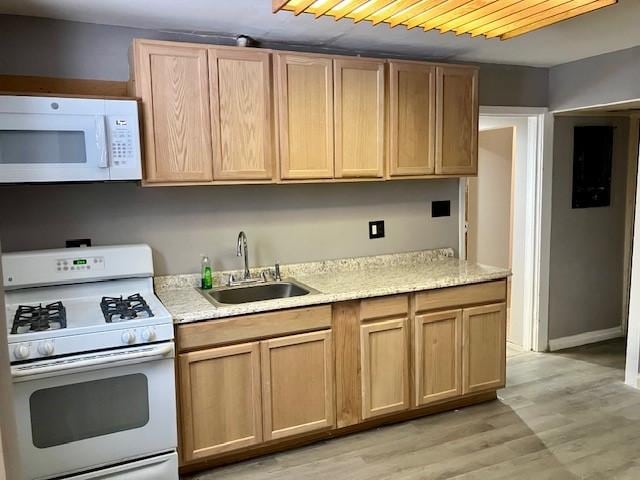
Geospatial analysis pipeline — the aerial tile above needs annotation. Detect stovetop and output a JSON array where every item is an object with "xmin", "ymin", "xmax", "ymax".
[
  {"xmin": 101, "ymin": 293, "xmax": 154, "ymax": 323},
  {"xmin": 5, "ymin": 280, "xmax": 173, "ymax": 362},
  {"xmin": 11, "ymin": 301, "xmax": 67, "ymax": 334}
]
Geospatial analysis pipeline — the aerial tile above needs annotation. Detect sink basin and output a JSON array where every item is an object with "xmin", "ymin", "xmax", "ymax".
[{"xmin": 200, "ymin": 279, "xmax": 317, "ymax": 306}]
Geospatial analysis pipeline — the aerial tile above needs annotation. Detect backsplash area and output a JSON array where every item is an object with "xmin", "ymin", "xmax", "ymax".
[{"xmin": 0, "ymin": 180, "xmax": 459, "ymax": 275}]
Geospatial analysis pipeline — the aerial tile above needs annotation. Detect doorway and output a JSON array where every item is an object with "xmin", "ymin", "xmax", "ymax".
[
  {"xmin": 467, "ymin": 126, "xmax": 515, "ymax": 342},
  {"xmin": 459, "ymin": 107, "xmax": 552, "ymax": 353}
]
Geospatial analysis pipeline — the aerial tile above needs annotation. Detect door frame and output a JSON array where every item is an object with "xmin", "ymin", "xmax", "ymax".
[{"xmin": 459, "ymin": 106, "xmax": 552, "ymax": 353}]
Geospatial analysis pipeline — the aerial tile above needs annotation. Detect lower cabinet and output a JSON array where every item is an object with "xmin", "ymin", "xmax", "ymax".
[
  {"xmin": 178, "ymin": 342, "xmax": 262, "ymax": 462},
  {"xmin": 178, "ymin": 329, "xmax": 335, "ymax": 462},
  {"xmin": 176, "ymin": 282, "xmax": 507, "ymax": 468},
  {"xmin": 360, "ymin": 318, "xmax": 410, "ymax": 419},
  {"xmin": 462, "ymin": 303, "xmax": 507, "ymax": 394},
  {"xmin": 261, "ymin": 330, "xmax": 335, "ymax": 440},
  {"xmin": 414, "ymin": 309, "xmax": 462, "ymax": 406}
]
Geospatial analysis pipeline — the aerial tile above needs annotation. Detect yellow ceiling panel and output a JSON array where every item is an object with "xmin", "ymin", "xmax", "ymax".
[{"xmin": 273, "ymin": 0, "xmax": 618, "ymax": 39}]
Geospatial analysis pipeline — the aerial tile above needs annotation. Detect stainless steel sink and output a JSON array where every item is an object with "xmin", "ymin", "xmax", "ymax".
[{"xmin": 199, "ymin": 279, "xmax": 318, "ymax": 306}]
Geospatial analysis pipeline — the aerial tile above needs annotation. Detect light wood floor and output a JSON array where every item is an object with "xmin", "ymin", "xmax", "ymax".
[{"xmin": 187, "ymin": 338, "xmax": 638, "ymax": 480}]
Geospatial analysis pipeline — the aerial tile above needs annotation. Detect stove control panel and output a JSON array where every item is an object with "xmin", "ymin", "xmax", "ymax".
[{"xmin": 56, "ymin": 256, "xmax": 105, "ymax": 273}]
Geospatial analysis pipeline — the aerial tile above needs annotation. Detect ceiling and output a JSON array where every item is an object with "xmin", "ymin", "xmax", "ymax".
[{"xmin": 1, "ymin": 0, "xmax": 639, "ymax": 67}]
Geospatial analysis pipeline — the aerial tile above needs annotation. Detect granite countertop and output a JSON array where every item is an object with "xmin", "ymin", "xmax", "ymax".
[{"xmin": 156, "ymin": 249, "xmax": 510, "ymax": 324}]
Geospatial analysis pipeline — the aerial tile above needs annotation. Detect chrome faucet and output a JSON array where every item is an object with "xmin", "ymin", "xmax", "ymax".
[{"xmin": 236, "ymin": 231, "xmax": 250, "ymax": 280}]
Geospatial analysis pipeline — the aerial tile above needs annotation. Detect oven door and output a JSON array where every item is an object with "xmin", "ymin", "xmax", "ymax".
[
  {"xmin": 12, "ymin": 343, "xmax": 177, "ymax": 480},
  {"xmin": 0, "ymin": 112, "xmax": 109, "ymax": 183}
]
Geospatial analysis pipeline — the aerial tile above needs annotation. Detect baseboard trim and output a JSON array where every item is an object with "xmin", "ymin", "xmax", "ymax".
[{"xmin": 548, "ymin": 326, "xmax": 624, "ymax": 352}]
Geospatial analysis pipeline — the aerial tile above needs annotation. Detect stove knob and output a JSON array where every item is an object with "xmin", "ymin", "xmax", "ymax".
[
  {"xmin": 121, "ymin": 330, "xmax": 137, "ymax": 345},
  {"xmin": 13, "ymin": 344, "xmax": 30, "ymax": 361},
  {"xmin": 37, "ymin": 341, "xmax": 55, "ymax": 356},
  {"xmin": 141, "ymin": 327, "xmax": 157, "ymax": 342}
]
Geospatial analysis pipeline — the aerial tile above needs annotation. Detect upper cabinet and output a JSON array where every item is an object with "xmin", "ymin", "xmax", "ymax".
[
  {"xmin": 132, "ymin": 40, "xmax": 214, "ymax": 183},
  {"xmin": 130, "ymin": 39, "xmax": 479, "ymax": 185},
  {"xmin": 388, "ymin": 61, "xmax": 436, "ymax": 177},
  {"xmin": 334, "ymin": 58, "xmax": 385, "ymax": 178},
  {"xmin": 436, "ymin": 66, "xmax": 479, "ymax": 176},
  {"xmin": 275, "ymin": 53, "xmax": 334, "ymax": 180},
  {"xmin": 209, "ymin": 49, "xmax": 274, "ymax": 180}
]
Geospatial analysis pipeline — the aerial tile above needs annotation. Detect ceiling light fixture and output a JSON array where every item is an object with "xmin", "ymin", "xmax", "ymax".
[{"xmin": 272, "ymin": 0, "xmax": 618, "ymax": 40}]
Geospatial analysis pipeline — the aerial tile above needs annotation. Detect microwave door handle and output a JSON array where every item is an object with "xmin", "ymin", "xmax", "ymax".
[
  {"xmin": 95, "ymin": 116, "xmax": 109, "ymax": 168},
  {"xmin": 11, "ymin": 343, "xmax": 175, "ymax": 381}
]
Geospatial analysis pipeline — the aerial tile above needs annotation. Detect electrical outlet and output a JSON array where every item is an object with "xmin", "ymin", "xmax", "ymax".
[
  {"xmin": 432, "ymin": 200, "xmax": 451, "ymax": 218},
  {"xmin": 369, "ymin": 220, "xmax": 385, "ymax": 239}
]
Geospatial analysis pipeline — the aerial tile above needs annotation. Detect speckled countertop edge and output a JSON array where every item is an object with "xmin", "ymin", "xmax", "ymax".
[{"xmin": 155, "ymin": 249, "xmax": 511, "ymax": 324}]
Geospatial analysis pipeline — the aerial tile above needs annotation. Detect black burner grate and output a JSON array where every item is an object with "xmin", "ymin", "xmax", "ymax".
[
  {"xmin": 100, "ymin": 293, "xmax": 154, "ymax": 323},
  {"xmin": 11, "ymin": 302, "xmax": 67, "ymax": 334}
]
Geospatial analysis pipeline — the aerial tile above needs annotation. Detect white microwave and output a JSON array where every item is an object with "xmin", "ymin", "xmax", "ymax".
[{"xmin": 0, "ymin": 95, "xmax": 142, "ymax": 183}]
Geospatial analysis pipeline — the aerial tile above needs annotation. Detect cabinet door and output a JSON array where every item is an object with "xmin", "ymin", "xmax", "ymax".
[
  {"xmin": 436, "ymin": 66, "xmax": 478, "ymax": 175},
  {"xmin": 276, "ymin": 54, "xmax": 334, "ymax": 179},
  {"xmin": 388, "ymin": 62, "xmax": 436, "ymax": 176},
  {"xmin": 178, "ymin": 342, "xmax": 262, "ymax": 461},
  {"xmin": 360, "ymin": 318, "xmax": 409, "ymax": 419},
  {"xmin": 261, "ymin": 330, "xmax": 335, "ymax": 440},
  {"xmin": 134, "ymin": 41, "xmax": 213, "ymax": 183},
  {"xmin": 334, "ymin": 58, "xmax": 385, "ymax": 178},
  {"xmin": 209, "ymin": 49, "xmax": 274, "ymax": 180},
  {"xmin": 415, "ymin": 309, "xmax": 462, "ymax": 406},
  {"xmin": 462, "ymin": 303, "xmax": 506, "ymax": 394}
]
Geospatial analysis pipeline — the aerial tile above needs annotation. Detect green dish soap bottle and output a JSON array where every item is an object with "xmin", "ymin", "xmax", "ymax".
[{"xmin": 201, "ymin": 255, "xmax": 213, "ymax": 290}]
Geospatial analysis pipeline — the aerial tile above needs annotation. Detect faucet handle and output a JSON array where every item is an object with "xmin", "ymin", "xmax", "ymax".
[{"xmin": 274, "ymin": 262, "xmax": 281, "ymax": 281}]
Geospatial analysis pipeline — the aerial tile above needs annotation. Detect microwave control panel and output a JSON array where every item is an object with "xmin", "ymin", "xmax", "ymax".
[{"xmin": 106, "ymin": 117, "xmax": 136, "ymax": 167}]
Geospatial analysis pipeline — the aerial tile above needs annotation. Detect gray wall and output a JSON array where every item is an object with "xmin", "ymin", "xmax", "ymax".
[
  {"xmin": 548, "ymin": 116, "xmax": 630, "ymax": 340},
  {"xmin": 0, "ymin": 181, "xmax": 459, "ymax": 275},
  {"xmin": 0, "ymin": 14, "xmax": 545, "ymax": 276},
  {"xmin": 549, "ymin": 46, "xmax": 640, "ymax": 112},
  {"xmin": 0, "ymin": 14, "xmax": 549, "ymax": 107}
]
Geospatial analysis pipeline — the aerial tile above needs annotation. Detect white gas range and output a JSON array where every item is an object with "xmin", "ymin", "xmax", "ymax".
[{"xmin": 3, "ymin": 244, "xmax": 178, "ymax": 480}]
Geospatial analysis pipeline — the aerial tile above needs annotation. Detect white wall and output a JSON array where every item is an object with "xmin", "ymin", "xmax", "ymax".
[{"xmin": 549, "ymin": 116, "xmax": 630, "ymax": 340}]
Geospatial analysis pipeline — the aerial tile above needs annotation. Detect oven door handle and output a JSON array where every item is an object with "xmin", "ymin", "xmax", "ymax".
[{"xmin": 11, "ymin": 343, "xmax": 175, "ymax": 381}]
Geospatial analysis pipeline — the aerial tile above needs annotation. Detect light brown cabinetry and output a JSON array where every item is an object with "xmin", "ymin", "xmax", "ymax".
[
  {"xmin": 132, "ymin": 39, "xmax": 479, "ymax": 185},
  {"xmin": 132, "ymin": 41, "xmax": 213, "ymax": 183},
  {"xmin": 414, "ymin": 309, "xmax": 462, "ymax": 405},
  {"xmin": 275, "ymin": 53, "xmax": 334, "ymax": 179},
  {"xmin": 261, "ymin": 330, "xmax": 335, "ymax": 440},
  {"xmin": 334, "ymin": 58, "xmax": 385, "ymax": 178},
  {"xmin": 388, "ymin": 61, "xmax": 436, "ymax": 177},
  {"xmin": 209, "ymin": 49, "xmax": 274, "ymax": 180},
  {"xmin": 462, "ymin": 303, "xmax": 506, "ymax": 394},
  {"xmin": 176, "ymin": 281, "xmax": 507, "ymax": 470},
  {"xmin": 176, "ymin": 306, "xmax": 334, "ymax": 465},
  {"xmin": 360, "ymin": 317, "xmax": 410, "ymax": 419},
  {"xmin": 178, "ymin": 342, "xmax": 262, "ymax": 461},
  {"xmin": 436, "ymin": 65, "xmax": 479, "ymax": 175}
]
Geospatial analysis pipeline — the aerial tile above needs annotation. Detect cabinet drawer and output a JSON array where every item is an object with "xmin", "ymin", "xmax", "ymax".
[
  {"xmin": 176, "ymin": 305, "xmax": 332, "ymax": 351},
  {"xmin": 415, "ymin": 280, "xmax": 506, "ymax": 313},
  {"xmin": 360, "ymin": 295, "xmax": 408, "ymax": 321}
]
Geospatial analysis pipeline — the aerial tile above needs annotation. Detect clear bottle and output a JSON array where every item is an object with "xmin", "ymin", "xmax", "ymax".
[{"xmin": 201, "ymin": 255, "xmax": 213, "ymax": 290}]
